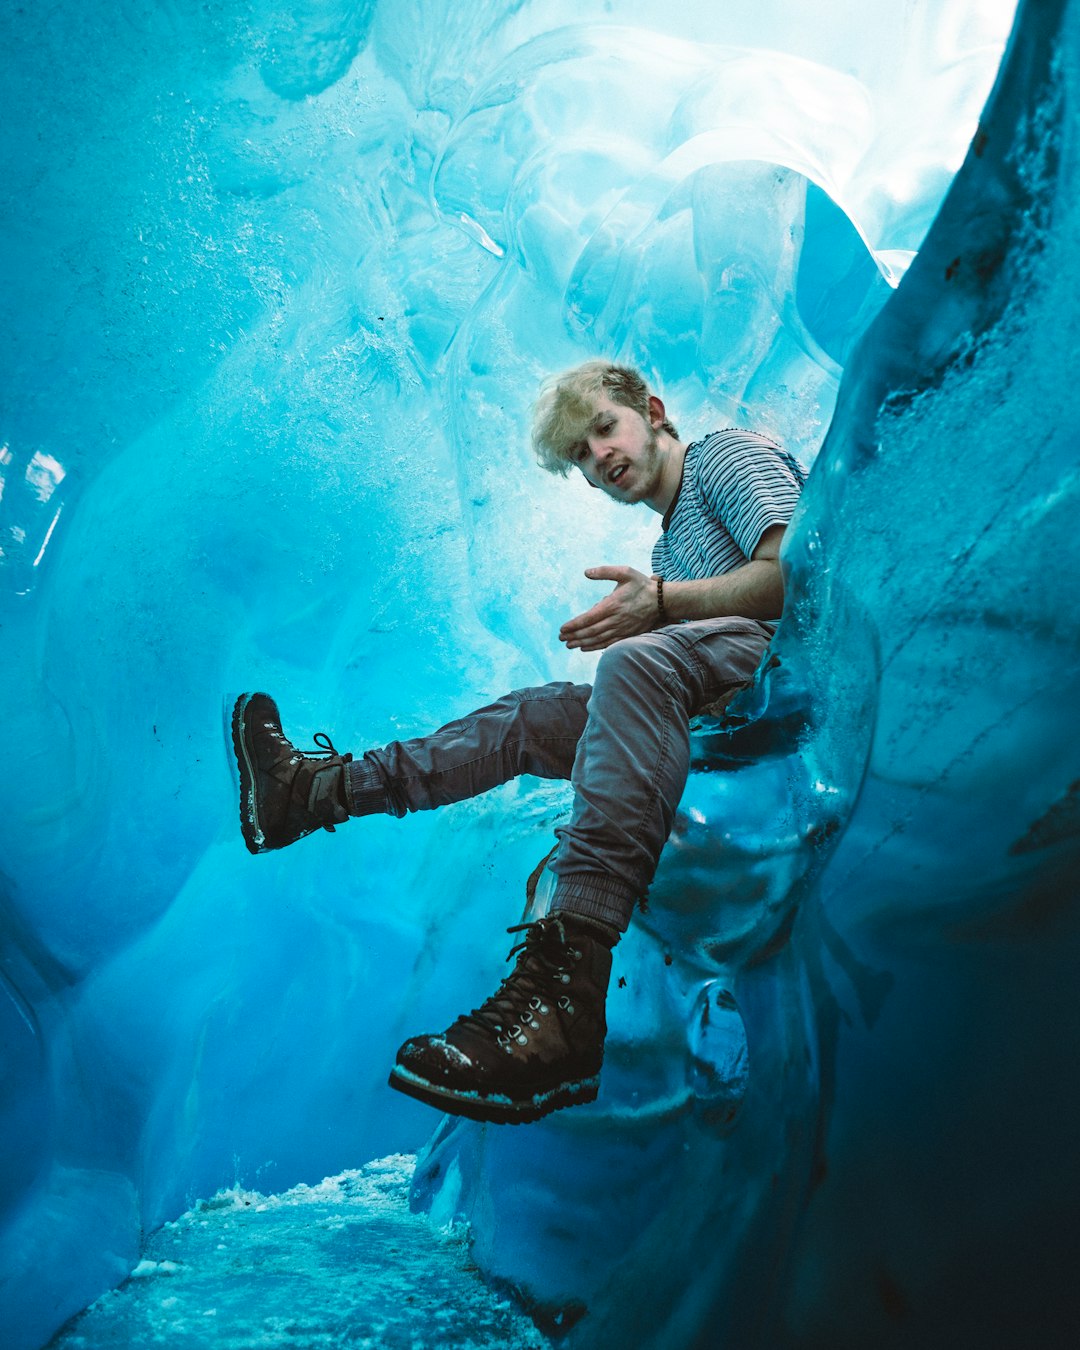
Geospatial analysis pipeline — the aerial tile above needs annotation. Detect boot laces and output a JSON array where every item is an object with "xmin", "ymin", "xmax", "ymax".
[
  {"xmin": 455, "ymin": 918, "xmax": 581, "ymax": 1044},
  {"xmin": 292, "ymin": 732, "xmax": 350, "ymax": 829}
]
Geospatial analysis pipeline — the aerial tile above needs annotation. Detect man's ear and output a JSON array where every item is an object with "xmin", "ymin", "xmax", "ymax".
[{"xmin": 648, "ymin": 394, "xmax": 666, "ymax": 429}]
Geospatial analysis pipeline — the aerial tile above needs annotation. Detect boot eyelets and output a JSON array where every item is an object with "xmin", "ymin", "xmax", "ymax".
[{"xmin": 401, "ymin": 917, "xmax": 606, "ymax": 1118}]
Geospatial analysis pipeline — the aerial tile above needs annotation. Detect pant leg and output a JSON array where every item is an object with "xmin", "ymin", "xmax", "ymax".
[
  {"xmin": 550, "ymin": 618, "xmax": 773, "ymax": 932},
  {"xmin": 345, "ymin": 682, "xmax": 591, "ymax": 817}
]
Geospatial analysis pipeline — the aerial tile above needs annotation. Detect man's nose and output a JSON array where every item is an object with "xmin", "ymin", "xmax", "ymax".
[{"xmin": 588, "ymin": 437, "xmax": 613, "ymax": 463}]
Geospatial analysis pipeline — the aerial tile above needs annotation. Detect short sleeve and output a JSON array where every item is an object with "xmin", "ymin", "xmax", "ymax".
[{"xmin": 695, "ymin": 431, "xmax": 806, "ymax": 560}]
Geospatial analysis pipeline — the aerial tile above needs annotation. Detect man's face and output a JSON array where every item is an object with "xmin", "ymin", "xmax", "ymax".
[{"xmin": 569, "ymin": 394, "xmax": 663, "ymax": 505}]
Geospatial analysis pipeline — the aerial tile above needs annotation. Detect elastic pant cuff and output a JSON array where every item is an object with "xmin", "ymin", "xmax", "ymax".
[
  {"xmin": 551, "ymin": 873, "xmax": 637, "ymax": 934},
  {"xmin": 346, "ymin": 759, "xmax": 391, "ymax": 817}
]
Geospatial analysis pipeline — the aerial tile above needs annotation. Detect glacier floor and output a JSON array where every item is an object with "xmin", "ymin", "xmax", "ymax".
[{"xmin": 48, "ymin": 1157, "xmax": 545, "ymax": 1350}]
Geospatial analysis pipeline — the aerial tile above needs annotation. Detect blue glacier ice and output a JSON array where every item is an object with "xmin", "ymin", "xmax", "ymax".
[{"xmin": 6, "ymin": 0, "xmax": 1080, "ymax": 1345}]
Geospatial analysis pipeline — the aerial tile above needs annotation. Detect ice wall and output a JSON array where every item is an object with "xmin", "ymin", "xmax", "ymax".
[
  {"xmin": 413, "ymin": 3, "xmax": 1080, "ymax": 1345},
  {"xmin": 0, "ymin": 1, "xmax": 1044, "ymax": 1347}
]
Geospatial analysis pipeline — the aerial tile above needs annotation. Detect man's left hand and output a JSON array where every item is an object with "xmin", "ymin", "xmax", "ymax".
[{"xmin": 560, "ymin": 566, "xmax": 657, "ymax": 651}]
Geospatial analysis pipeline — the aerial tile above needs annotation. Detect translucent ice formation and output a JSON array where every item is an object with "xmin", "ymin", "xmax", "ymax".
[
  {"xmin": 5, "ymin": 0, "xmax": 1063, "ymax": 1347},
  {"xmin": 414, "ymin": 2, "xmax": 1080, "ymax": 1345}
]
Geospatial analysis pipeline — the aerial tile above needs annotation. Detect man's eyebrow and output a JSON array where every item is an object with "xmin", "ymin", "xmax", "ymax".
[{"xmin": 565, "ymin": 409, "xmax": 611, "ymax": 456}]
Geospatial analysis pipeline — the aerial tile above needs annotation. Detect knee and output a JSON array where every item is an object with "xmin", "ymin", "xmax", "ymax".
[
  {"xmin": 594, "ymin": 632, "xmax": 676, "ymax": 694},
  {"xmin": 506, "ymin": 682, "xmax": 590, "ymax": 739}
]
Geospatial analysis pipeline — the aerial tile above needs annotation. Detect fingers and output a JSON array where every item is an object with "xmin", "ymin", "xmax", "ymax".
[
  {"xmin": 564, "ymin": 627, "xmax": 618, "ymax": 651},
  {"xmin": 559, "ymin": 607, "xmax": 610, "ymax": 642},
  {"xmin": 561, "ymin": 608, "xmax": 632, "ymax": 650}
]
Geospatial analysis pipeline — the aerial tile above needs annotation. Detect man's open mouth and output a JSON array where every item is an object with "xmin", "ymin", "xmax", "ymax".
[{"xmin": 608, "ymin": 465, "xmax": 627, "ymax": 485}]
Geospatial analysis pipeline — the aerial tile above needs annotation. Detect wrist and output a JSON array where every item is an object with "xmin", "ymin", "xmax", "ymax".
[{"xmin": 654, "ymin": 574, "xmax": 668, "ymax": 628}]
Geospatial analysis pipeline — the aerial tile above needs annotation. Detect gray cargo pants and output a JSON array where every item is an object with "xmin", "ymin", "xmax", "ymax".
[{"xmin": 346, "ymin": 618, "xmax": 773, "ymax": 931}]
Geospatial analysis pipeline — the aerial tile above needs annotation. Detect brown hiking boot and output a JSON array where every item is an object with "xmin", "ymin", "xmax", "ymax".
[
  {"xmin": 231, "ymin": 692, "xmax": 352, "ymax": 854},
  {"xmin": 389, "ymin": 915, "xmax": 614, "ymax": 1125}
]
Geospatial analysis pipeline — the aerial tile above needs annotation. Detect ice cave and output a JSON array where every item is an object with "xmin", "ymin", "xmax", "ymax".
[{"xmin": 3, "ymin": 0, "xmax": 1080, "ymax": 1346}]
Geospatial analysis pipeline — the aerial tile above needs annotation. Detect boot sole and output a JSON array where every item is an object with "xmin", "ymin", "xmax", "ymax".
[
  {"xmin": 231, "ymin": 692, "xmax": 268, "ymax": 855},
  {"xmin": 387, "ymin": 1064, "xmax": 599, "ymax": 1125}
]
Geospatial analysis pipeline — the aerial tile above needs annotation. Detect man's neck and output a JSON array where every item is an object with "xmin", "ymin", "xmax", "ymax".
[{"xmin": 644, "ymin": 435, "xmax": 687, "ymax": 516}]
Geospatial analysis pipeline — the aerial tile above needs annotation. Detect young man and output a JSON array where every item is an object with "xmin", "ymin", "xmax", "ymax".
[{"xmin": 232, "ymin": 361, "xmax": 805, "ymax": 1126}]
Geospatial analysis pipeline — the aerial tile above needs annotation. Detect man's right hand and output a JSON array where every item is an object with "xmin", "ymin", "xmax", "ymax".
[{"xmin": 559, "ymin": 566, "xmax": 658, "ymax": 651}]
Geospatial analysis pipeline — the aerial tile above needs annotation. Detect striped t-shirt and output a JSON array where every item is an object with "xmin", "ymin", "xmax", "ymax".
[{"xmin": 651, "ymin": 430, "xmax": 806, "ymax": 584}]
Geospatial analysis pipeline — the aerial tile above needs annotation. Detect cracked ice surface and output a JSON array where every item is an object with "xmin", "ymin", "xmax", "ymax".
[{"xmin": 10, "ymin": 1, "xmax": 1080, "ymax": 1349}]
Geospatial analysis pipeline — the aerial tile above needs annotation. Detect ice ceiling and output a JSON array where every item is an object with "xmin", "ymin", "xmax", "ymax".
[{"xmin": 6, "ymin": 1, "xmax": 1080, "ymax": 1347}]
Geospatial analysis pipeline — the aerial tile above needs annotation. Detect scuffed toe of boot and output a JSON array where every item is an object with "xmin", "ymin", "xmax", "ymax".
[{"xmin": 392, "ymin": 1034, "xmax": 482, "ymax": 1098}]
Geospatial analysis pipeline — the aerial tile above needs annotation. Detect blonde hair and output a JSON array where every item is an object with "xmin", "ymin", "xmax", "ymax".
[{"xmin": 531, "ymin": 360, "xmax": 678, "ymax": 477}]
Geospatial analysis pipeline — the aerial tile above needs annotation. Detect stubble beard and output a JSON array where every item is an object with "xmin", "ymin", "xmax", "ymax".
[{"xmin": 613, "ymin": 425, "xmax": 662, "ymax": 506}]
